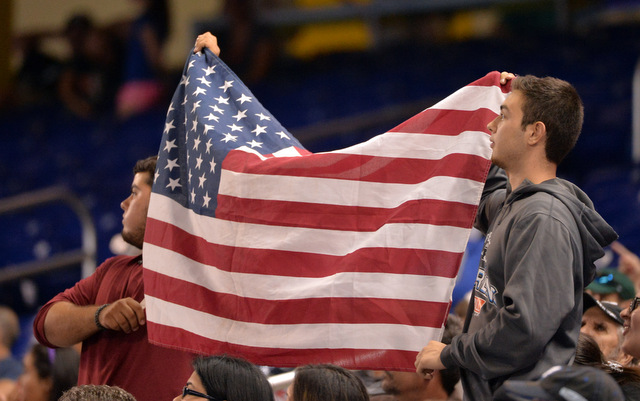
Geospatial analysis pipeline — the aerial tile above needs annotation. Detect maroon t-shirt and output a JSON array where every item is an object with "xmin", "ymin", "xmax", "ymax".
[{"xmin": 33, "ymin": 255, "xmax": 195, "ymax": 401}]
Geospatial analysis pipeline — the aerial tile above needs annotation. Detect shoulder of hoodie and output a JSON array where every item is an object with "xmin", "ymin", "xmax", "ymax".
[{"xmin": 507, "ymin": 178, "xmax": 593, "ymax": 223}]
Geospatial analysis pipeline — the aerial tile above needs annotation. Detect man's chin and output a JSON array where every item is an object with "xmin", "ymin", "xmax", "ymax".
[{"xmin": 121, "ymin": 232, "xmax": 143, "ymax": 250}]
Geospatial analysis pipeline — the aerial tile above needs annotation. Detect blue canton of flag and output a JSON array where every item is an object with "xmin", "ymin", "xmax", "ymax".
[{"xmin": 155, "ymin": 48, "xmax": 305, "ymax": 216}]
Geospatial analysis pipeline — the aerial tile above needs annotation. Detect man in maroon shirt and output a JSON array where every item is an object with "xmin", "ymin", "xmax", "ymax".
[{"xmin": 33, "ymin": 156, "xmax": 194, "ymax": 401}]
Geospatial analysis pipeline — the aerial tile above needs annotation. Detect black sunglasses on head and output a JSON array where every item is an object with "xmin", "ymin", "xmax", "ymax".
[{"xmin": 182, "ymin": 386, "xmax": 221, "ymax": 401}]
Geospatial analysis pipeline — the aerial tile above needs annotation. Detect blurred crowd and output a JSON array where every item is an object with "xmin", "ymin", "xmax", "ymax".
[{"xmin": 1, "ymin": 0, "xmax": 170, "ymax": 120}]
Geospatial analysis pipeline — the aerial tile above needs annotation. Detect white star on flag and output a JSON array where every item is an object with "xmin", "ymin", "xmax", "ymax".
[
  {"xmin": 197, "ymin": 76, "xmax": 211, "ymax": 87},
  {"xmin": 252, "ymin": 125, "xmax": 267, "ymax": 136},
  {"xmin": 221, "ymin": 133, "xmax": 237, "ymax": 143},
  {"xmin": 165, "ymin": 177, "xmax": 181, "ymax": 190},
  {"xmin": 232, "ymin": 110, "xmax": 247, "ymax": 121},
  {"xmin": 237, "ymin": 94, "xmax": 252, "ymax": 104},
  {"xmin": 164, "ymin": 120, "xmax": 175, "ymax": 135},
  {"xmin": 275, "ymin": 131, "xmax": 290, "ymax": 140},
  {"xmin": 219, "ymin": 80, "xmax": 233, "ymax": 92},
  {"xmin": 164, "ymin": 139, "xmax": 178, "ymax": 152},
  {"xmin": 164, "ymin": 158, "xmax": 179, "ymax": 171}
]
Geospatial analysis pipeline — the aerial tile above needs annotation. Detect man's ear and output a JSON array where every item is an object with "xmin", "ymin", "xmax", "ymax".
[{"xmin": 527, "ymin": 121, "xmax": 546, "ymax": 146}]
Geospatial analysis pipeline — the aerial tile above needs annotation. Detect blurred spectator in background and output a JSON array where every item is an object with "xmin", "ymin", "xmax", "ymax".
[
  {"xmin": 287, "ymin": 364, "xmax": 369, "ymax": 401},
  {"xmin": 58, "ymin": 14, "xmax": 123, "ymax": 119},
  {"xmin": 0, "ymin": 306, "xmax": 21, "ymax": 401},
  {"xmin": 1, "ymin": 35, "xmax": 62, "ymax": 110},
  {"xmin": 574, "ymin": 332, "xmax": 640, "ymax": 399},
  {"xmin": 59, "ymin": 384, "xmax": 136, "ymax": 401},
  {"xmin": 611, "ymin": 241, "xmax": 640, "ymax": 300},
  {"xmin": 174, "ymin": 355, "xmax": 274, "ymax": 401},
  {"xmin": 115, "ymin": 0, "xmax": 170, "ymax": 119},
  {"xmin": 581, "ymin": 293, "xmax": 633, "ymax": 366},
  {"xmin": 375, "ymin": 314, "xmax": 463, "ymax": 401},
  {"xmin": 4, "ymin": 344, "xmax": 79, "ymax": 401},
  {"xmin": 586, "ymin": 266, "xmax": 635, "ymax": 308},
  {"xmin": 217, "ymin": 0, "xmax": 282, "ymax": 84}
]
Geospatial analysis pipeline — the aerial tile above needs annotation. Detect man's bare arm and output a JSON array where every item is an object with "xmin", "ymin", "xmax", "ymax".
[{"xmin": 43, "ymin": 298, "xmax": 145, "ymax": 347}]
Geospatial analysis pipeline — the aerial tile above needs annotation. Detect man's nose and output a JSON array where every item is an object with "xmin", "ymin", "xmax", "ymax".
[{"xmin": 487, "ymin": 117, "xmax": 497, "ymax": 133}]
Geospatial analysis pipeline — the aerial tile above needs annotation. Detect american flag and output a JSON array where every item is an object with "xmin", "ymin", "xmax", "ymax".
[{"xmin": 142, "ymin": 48, "xmax": 508, "ymax": 371}]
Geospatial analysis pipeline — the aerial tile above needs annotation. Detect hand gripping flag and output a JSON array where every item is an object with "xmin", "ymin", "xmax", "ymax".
[{"xmin": 143, "ymin": 47, "xmax": 509, "ymax": 371}]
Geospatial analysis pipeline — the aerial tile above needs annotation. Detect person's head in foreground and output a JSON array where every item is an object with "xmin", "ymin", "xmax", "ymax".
[
  {"xmin": 581, "ymin": 292, "xmax": 631, "ymax": 364},
  {"xmin": 493, "ymin": 364, "xmax": 624, "ymax": 401},
  {"xmin": 13, "ymin": 344, "xmax": 79, "ymax": 401},
  {"xmin": 58, "ymin": 384, "xmax": 136, "ymax": 401},
  {"xmin": 621, "ymin": 295, "xmax": 640, "ymax": 360},
  {"xmin": 488, "ymin": 75, "xmax": 583, "ymax": 170},
  {"xmin": 174, "ymin": 354, "xmax": 274, "ymax": 401},
  {"xmin": 120, "ymin": 155, "xmax": 157, "ymax": 249},
  {"xmin": 287, "ymin": 364, "xmax": 370, "ymax": 401}
]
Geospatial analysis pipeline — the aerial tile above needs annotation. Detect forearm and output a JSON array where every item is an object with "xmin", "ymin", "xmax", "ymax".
[{"xmin": 43, "ymin": 301, "xmax": 102, "ymax": 347}]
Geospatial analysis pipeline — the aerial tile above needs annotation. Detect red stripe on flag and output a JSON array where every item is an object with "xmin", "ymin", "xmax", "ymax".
[
  {"xmin": 147, "ymin": 322, "xmax": 421, "ymax": 371},
  {"xmin": 145, "ymin": 217, "xmax": 464, "ymax": 278},
  {"xmin": 389, "ymin": 108, "xmax": 496, "ymax": 136},
  {"xmin": 222, "ymin": 151, "xmax": 489, "ymax": 184},
  {"xmin": 144, "ymin": 269, "xmax": 449, "ymax": 326},
  {"xmin": 216, "ymin": 196, "xmax": 478, "ymax": 231}
]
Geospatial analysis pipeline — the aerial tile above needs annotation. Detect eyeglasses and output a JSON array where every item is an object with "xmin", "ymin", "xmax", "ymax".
[
  {"xmin": 629, "ymin": 296, "xmax": 640, "ymax": 315},
  {"xmin": 182, "ymin": 386, "xmax": 220, "ymax": 401}
]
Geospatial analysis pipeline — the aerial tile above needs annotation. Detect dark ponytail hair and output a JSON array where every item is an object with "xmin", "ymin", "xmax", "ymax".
[
  {"xmin": 292, "ymin": 364, "xmax": 369, "ymax": 401},
  {"xmin": 193, "ymin": 354, "xmax": 274, "ymax": 401}
]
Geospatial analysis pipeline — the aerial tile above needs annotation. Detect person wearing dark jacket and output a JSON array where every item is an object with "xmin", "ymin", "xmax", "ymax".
[{"xmin": 415, "ymin": 73, "xmax": 618, "ymax": 400}]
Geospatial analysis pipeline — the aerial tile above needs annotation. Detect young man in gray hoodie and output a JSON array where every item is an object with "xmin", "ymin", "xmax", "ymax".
[{"xmin": 414, "ymin": 73, "xmax": 618, "ymax": 400}]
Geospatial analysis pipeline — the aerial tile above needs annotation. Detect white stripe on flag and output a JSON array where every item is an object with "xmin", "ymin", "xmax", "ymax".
[
  {"xmin": 148, "ymin": 193, "xmax": 472, "ymax": 254},
  {"xmin": 219, "ymin": 171, "xmax": 486, "ymax": 207},
  {"xmin": 329, "ymin": 131, "xmax": 491, "ymax": 160},
  {"xmin": 428, "ymin": 84, "xmax": 508, "ymax": 113},
  {"xmin": 144, "ymin": 242, "xmax": 456, "ymax": 302},
  {"xmin": 146, "ymin": 295, "xmax": 442, "ymax": 351}
]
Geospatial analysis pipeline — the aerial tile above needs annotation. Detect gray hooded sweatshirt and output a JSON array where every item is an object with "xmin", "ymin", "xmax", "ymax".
[{"xmin": 439, "ymin": 165, "xmax": 618, "ymax": 401}]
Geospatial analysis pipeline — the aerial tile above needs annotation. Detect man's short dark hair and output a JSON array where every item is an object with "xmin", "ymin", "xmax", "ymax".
[
  {"xmin": 133, "ymin": 156, "xmax": 158, "ymax": 186},
  {"xmin": 59, "ymin": 384, "xmax": 137, "ymax": 401},
  {"xmin": 511, "ymin": 75, "xmax": 584, "ymax": 165}
]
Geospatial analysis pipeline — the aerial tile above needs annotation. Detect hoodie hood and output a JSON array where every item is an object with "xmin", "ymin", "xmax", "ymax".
[{"xmin": 505, "ymin": 178, "xmax": 618, "ymax": 284}]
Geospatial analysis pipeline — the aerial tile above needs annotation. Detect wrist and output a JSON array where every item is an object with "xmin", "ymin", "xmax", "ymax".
[{"xmin": 94, "ymin": 304, "xmax": 110, "ymax": 331}]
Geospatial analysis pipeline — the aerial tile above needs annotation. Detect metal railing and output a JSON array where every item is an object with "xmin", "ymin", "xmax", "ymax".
[{"xmin": 0, "ymin": 186, "xmax": 97, "ymax": 284}]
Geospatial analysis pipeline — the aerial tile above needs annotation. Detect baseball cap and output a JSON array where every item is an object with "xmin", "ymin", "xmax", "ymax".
[
  {"xmin": 586, "ymin": 268, "xmax": 635, "ymax": 300},
  {"xmin": 496, "ymin": 365, "xmax": 624, "ymax": 401},
  {"xmin": 583, "ymin": 292, "xmax": 624, "ymax": 326}
]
